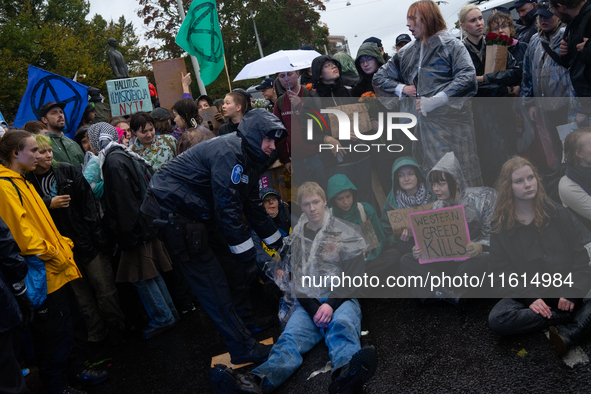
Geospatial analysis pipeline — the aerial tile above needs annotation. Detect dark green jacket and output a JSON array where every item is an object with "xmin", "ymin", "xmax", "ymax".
[
  {"xmin": 380, "ymin": 156, "xmax": 435, "ymax": 246},
  {"xmin": 48, "ymin": 132, "xmax": 84, "ymax": 168},
  {"xmin": 327, "ymin": 174, "xmax": 386, "ymax": 261}
]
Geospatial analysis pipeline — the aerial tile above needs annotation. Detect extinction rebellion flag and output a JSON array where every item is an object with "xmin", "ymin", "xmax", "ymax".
[
  {"xmin": 176, "ymin": 0, "xmax": 225, "ymax": 86},
  {"xmin": 13, "ymin": 66, "xmax": 88, "ymax": 139}
]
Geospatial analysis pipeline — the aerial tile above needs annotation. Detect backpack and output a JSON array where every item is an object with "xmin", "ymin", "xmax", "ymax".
[
  {"xmin": 106, "ymin": 147, "xmax": 154, "ymax": 199},
  {"xmin": 1, "ymin": 177, "xmax": 47, "ymax": 308}
]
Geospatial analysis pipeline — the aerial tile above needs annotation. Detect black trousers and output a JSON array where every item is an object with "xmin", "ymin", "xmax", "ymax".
[
  {"xmin": 29, "ymin": 283, "xmax": 88, "ymax": 394},
  {"xmin": 0, "ymin": 328, "xmax": 28, "ymax": 394},
  {"xmin": 165, "ymin": 222, "xmax": 256, "ymax": 355}
]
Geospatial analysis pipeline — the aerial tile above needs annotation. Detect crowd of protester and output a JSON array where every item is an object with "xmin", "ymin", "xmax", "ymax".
[{"xmin": 2, "ymin": 0, "xmax": 591, "ymax": 393}]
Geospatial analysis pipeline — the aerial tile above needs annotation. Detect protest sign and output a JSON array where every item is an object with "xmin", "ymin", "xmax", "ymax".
[
  {"xmin": 199, "ymin": 106, "xmax": 222, "ymax": 135},
  {"xmin": 387, "ymin": 202, "xmax": 435, "ymax": 238},
  {"xmin": 106, "ymin": 77, "xmax": 153, "ymax": 116},
  {"xmin": 152, "ymin": 58, "xmax": 187, "ymax": 110},
  {"xmin": 13, "ymin": 66, "xmax": 88, "ymax": 139},
  {"xmin": 409, "ymin": 206, "xmax": 471, "ymax": 264},
  {"xmin": 361, "ymin": 220, "xmax": 380, "ymax": 251}
]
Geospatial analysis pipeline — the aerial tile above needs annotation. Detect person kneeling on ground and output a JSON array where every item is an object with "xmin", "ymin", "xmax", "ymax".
[
  {"xmin": 210, "ymin": 181, "xmax": 377, "ymax": 394},
  {"xmin": 488, "ymin": 156, "xmax": 591, "ymax": 356}
]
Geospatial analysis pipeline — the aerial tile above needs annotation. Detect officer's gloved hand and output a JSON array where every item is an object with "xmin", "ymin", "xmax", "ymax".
[
  {"xmin": 243, "ymin": 257, "xmax": 260, "ymax": 286},
  {"xmin": 16, "ymin": 293, "xmax": 35, "ymax": 327}
]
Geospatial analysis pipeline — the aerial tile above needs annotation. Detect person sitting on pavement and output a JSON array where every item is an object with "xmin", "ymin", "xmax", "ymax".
[
  {"xmin": 400, "ymin": 152, "xmax": 497, "ymax": 304},
  {"xmin": 380, "ymin": 156, "xmax": 436, "ymax": 256},
  {"xmin": 559, "ymin": 128, "xmax": 591, "ymax": 229},
  {"xmin": 488, "ymin": 156, "xmax": 591, "ymax": 356},
  {"xmin": 327, "ymin": 174, "xmax": 400, "ymax": 280},
  {"xmin": 209, "ymin": 181, "xmax": 378, "ymax": 394}
]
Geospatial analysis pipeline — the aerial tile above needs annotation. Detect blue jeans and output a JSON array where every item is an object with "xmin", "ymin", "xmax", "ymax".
[
  {"xmin": 252, "ymin": 299, "xmax": 362, "ymax": 393},
  {"xmin": 134, "ymin": 275, "xmax": 179, "ymax": 328}
]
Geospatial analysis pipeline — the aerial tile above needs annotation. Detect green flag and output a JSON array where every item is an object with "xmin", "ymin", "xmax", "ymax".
[{"xmin": 176, "ymin": 0, "xmax": 225, "ymax": 86}]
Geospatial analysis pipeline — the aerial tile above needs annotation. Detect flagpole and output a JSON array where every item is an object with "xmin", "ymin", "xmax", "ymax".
[
  {"xmin": 176, "ymin": 0, "xmax": 207, "ymax": 96},
  {"xmin": 223, "ymin": 55, "xmax": 232, "ymax": 91}
]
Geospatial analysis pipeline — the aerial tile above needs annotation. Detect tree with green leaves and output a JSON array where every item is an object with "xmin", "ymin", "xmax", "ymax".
[
  {"xmin": 136, "ymin": 0, "xmax": 329, "ymax": 99},
  {"xmin": 0, "ymin": 0, "xmax": 145, "ymax": 122}
]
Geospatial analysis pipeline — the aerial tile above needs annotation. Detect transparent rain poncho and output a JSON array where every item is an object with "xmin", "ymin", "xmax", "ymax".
[
  {"xmin": 521, "ymin": 26, "xmax": 577, "ymax": 110},
  {"xmin": 429, "ymin": 152, "xmax": 498, "ymax": 248},
  {"xmin": 276, "ymin": 208, "xmax": 367, "ymax": 300},
  {"xmin": 373, "ymin": 30, "xmax": 482, "ymax": 185}
]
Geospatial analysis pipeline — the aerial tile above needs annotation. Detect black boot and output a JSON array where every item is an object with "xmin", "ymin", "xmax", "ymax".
[
  {"xmin": 230, "ymin": 342, "xmax": 273, "ymax": 365},
  {"xmin": 549, "ymin": 300, "xmax": 591, "ymax": 356},
  {"xmin": 328, "ymin": 346, "xmax": 378, "ymax": 394},
  {"xmin": 209, "ymin": 364, "xmax": 263, "ymax": 394}
]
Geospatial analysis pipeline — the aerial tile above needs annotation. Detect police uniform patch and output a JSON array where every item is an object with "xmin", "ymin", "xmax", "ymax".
[{"xmin": 231, "ymin": 165, "xmax": 243, "ymax": 184}]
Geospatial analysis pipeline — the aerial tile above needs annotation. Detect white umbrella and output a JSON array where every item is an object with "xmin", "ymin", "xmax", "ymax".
[{"xmin": 233, "ymin": 50, "xmax": 323, "ymax": 82}]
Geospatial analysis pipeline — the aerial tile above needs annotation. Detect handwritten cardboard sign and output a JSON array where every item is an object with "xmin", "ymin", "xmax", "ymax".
[
  {"xmin": 361, "ymin": 220, "xmax": 380, "ymax": 251},
  {"xmin": 409, "ymin": 206, "xmax": 471, "ymax": 264},
  {"xmin": 199, "ymin": 106, "xmax": 222, "ymax": 135},
  {"xmin": 106, "ymin": 76, "xmax": 153, "ymax": 116},
  {"xmin": 387, "ymin": 202, "xmax": 434, "ymax": 238},
  {"xmin": 152, "ymin": 58, "xmax": 187, "ymax": 111}
]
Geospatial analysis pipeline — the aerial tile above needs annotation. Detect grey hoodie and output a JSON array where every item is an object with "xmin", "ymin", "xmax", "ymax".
[{"xmin": 429, "ymin": 152, "xmax": 497, "ymax": 248}]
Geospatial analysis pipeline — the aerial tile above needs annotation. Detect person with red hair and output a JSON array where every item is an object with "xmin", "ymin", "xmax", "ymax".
[{"xmin": 373, "ymin": 0, "xmax": 482, "ymax": 186}]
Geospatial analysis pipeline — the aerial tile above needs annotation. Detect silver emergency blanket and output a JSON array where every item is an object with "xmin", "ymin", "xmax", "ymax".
[{"xmin": 429, "ymin": 152, "xmax": 497, "ymax": 248}]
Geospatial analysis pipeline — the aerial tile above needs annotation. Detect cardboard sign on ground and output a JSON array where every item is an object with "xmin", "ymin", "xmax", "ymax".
[
  {"xmin": 409, "ymin": 206, "xmax": 471, "ymax": 264},
  {"xmin": 210, "ymin": 337, "xmax": 274, "ymax": 369},
  {"xmin": 199, "ymin": 106, "xmax": 222, "ymax": 135},
  {"xmin": 152, "ymin": 58, "xmax": 187, "ymax": 111},
  {"xmin": 387, "ymin": 202, "xmax": 434, "ymax": 238},
  {"xmin": 361, "ymin": 220, "xmax": 380, "ymax": 251},
  {"xmin": 106, "ymin": 77, "xmax": 153, "ymax": 116}
]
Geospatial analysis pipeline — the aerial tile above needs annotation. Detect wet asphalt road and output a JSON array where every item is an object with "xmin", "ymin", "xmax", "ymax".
[{"xmin": 70, "ymin": 295, "xmax": 591, "ymax": 394}]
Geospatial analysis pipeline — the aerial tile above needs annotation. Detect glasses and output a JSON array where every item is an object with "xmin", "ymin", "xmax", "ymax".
[
  {"xmin": 491, "ymin": 24, "xmax": 508, "ymax": 32},
  {"xmin": 359, "ymin": 56, "xmax": 375, "ymax": 65},
  {"xmin": 323, "ymin": 62, "xmax": 338, "ymax": 70}
]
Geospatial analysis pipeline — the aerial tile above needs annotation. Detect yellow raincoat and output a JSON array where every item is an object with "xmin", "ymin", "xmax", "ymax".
[{"xmin": 0, "ymin": 165, "xmax": 81, "ymax": 294}]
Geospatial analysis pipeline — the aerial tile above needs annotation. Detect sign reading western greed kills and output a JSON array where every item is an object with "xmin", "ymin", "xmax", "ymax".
[
  {"xmin": 387, "ymin": 202, "xmax": 434, "ymax": 238},
  {"xmin": 409, "ymin": 206, "xmax": 471, "ymax": 264},
  {"xmin": 106, "ymin": 77, "xmax": 153, "ymax": 116}
]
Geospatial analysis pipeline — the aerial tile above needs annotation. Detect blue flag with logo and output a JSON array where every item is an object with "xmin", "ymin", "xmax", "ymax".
[{"xmin": 14, "ymin": 66, "xmax": 88, "ymax": 139}]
